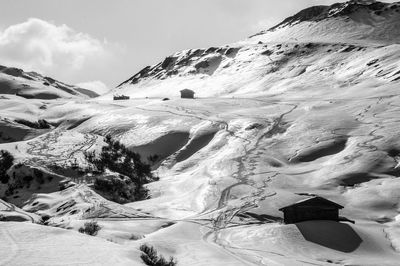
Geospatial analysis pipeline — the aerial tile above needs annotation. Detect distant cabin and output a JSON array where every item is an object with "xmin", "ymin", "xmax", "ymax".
[
  {"xmin": 113, "ymin": 94, "xmax": 130, "ymax": 100},
  {"xmin": 279, "ymin": 196, "xmax": 344, "ymax": 224},
  {"xmin": 180, "ymin": 89, "xmax": 195, "ymax": 99}
]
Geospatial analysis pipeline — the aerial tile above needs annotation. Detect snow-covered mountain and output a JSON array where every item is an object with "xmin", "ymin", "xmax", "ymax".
[
  {"xmin": 0, "ymin": 65, "xmax": 98, "ymax": 99},
  {"xmin": 2, "ymin": 1, "xmax": 400, "ymax": 265},
  {"xmin": 112, "ymin": 0, "xmax": 400, "ymax": 99},
  {"xmin": 251, "ymin": 0, "xmax": 400, "ymax": 44}
]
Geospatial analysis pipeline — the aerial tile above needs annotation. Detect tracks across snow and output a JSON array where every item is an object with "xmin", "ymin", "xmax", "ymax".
[
  {"xmin": 133, "ymin": 99, "xmax": 301, "ymax": 265},
  {"xmin": 0, "ymin": 223, "xmax": 19, "ymax": 266},
  {"xmin": 25, "ymin": 129, "xmax": 99, "ymax": 168},
  {"xmin": 0, "ymin": 200, "xmax": 36, "ymax": 223},
  {"xmin": 212, "ymin": 103, "xmax": 297, "ymax": 225}
]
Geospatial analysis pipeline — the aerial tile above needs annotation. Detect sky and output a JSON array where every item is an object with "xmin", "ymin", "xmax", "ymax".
[{"xmin": 0, "ymin": 0, "xmax": 397, "ymax": 93}]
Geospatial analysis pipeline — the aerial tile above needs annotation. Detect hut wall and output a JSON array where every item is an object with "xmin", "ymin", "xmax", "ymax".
[
  {"xmin": 180, "ymin": 91, "xmax": 194, "ymax": 98},
  {"xmin": 283, "ymin": 206, "xmax": 339, "ymax": 224}
]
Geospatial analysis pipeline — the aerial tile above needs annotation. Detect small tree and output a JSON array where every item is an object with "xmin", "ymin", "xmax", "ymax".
[
  {"xmin": 93, "ymin": 176, "xmax": 136, "ymax": 203},
  {"xmin": 139, "ymin": 244, "xmax": 177, "ymax": 266},
  {"xmin": 33, "ymin": 168, "xmax": 45, "ymax": 184},
  {"xmin": 78, "ymin": 221, "xmax": 101, "ymax": 236},
  {"xmin": 84, "ymin": 136, "xmax": 156, "ymax": 201}
]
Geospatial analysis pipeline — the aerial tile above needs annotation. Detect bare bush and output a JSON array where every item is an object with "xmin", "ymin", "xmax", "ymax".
[
  {"xmin": 139, "ymin": 244, "xmax": 177, "ymax": 266},
  {"xmin": 78, "ymin": 221, "xmax": 101, "ymax": 236}
]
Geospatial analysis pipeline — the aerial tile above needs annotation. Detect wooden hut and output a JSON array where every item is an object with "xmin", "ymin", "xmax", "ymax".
[
  {"xmin": 279, "ymin": 196, "xmax": 343, "ymax": 224},
  {"xmin": 113, "ymin": 94, "xmax": 130, "ymax": 100},
  {"xmin": 180, "ymin": 89, "xmax": 195, "ymax": 99}
]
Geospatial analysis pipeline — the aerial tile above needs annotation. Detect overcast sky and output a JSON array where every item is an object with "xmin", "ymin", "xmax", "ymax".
[{"xmin": 0, "ymin": 0, "xmax": 397, "ymax": 92}]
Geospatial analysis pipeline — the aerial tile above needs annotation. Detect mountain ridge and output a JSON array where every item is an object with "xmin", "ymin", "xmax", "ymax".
[
  {"xmin": 265, "ymin": 0, "xmax": 391, "ymax": 32},
  {"xmin": 0, "ymin": 64, "xmax": 99, "ymax": 99},
  {"xmin": 250, "ymin": 0, "xmax": 400, "ymax": 45}
]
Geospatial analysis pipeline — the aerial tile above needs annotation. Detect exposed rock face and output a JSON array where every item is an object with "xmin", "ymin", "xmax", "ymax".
[{"xmin": 117, "ymin": 47, "xmax": 240, "ymax": 88}]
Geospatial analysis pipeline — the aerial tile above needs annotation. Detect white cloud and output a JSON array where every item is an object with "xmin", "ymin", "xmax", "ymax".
[
  {"xmin": 76, "ymin": 80, "xmax": 110, "ymax": 95},
  {"xmin": 0, "ymin": 18, "xmax": 109, "ymax": 75}
]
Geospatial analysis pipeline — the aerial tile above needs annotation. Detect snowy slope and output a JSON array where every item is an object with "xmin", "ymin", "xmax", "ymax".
[
  {"xmin": 0, "ymin": 222, "xmax": 140, "ymax": 266},
  {"xmin": 0, "ymin": 199, "xmax": 40, "ymax": 222},
  {"xmin": 23, "ymin": 184, "xmax": 153, "ymax": 225},
  {"xmin": 251, "ymin": 0, "xmax": 400, "ymax": 45},
  {"xmin": 0, "ymin": 65, "xmax": 98, "ymax": 99},
  {"xmin": 111, "ymin": 42, "xmax": 400, "ymax": 98}
]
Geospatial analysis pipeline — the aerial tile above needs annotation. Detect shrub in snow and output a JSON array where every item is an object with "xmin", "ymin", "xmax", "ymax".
[
  {"xmin": 147, "ymin": 154, "xmax": 160, "ymax": 164},
  {"xmin": 139, "ymin": 244, "xmax": 177, "ymax": 266},
  {"xmin": 33, "ymin": 168, "xmax": 45, "ymax": 184},
  {"xmin": 78, "ymin": 221, "xmax": 101, "ymax": 236},
  {"xmin": 129, "ymin": 234, "xmax": 143, "ymax": 240},
  {"xmin": 93, "ymin": 176, "xmax": 137, "ymax": 203},
  {"xmin": 84, "ymin": 135, "xmax": 157, "ymax": 201}
]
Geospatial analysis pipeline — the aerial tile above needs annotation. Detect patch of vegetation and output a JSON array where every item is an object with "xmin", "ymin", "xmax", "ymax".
[
  {"xmin": 160, "ymin": 222, "xmax": 175, "ymax": 229},
  {"xmin": 33, "ymin": 168, "xmax": 45, "ymax": 184},
  {"xmin": 16, "ymin": 167, "xmax": 47, "ymax": 190},
  {"xmin": 40, "ymin": 215, "xmax": 51, "ymax": 225},
  {"xmin": 1, "ymin": 158, "xmax": 50, "ymax": 198},
  {"xmin": 139, "ymin": 244, "xmax": 177, "ymax": 266},
  {"xmin": 261, "ymin": 49, "xmax": 273, "ymax": 56},
  {"xmin": 85, "ymin": 136, "xmax": 157, "ymax": 201},
  {"xmin": 0, "ymin": 150, "xmax": 14, "ymax": 184},
  {"xmin": 78, "ymin": 221, "xmax": 101, "ymax": 236},
  {"xmin": 14, "ymin": 119, "xmax": 51, "ymax": 129},
  {"xmin": 129, "ymin": 234, "xmax": 144, "ymax": 240},
  {"xmin": 147, "ymin": 155, "xmax": 160, "ymax": 164},
  {"xmin": 4, "ymin": 180, "xmax": 24, "ymax": 197},
  {"xmin": 245, "ymin": 123, "xmax": 263, "ymax": 130},
  {"xmin": 22, "ymin": 175, "xmax": 33, "ymax": 188},
  {"xmin": 93, "ymin": 175, "xmax": 136, "ymax": 203},
  {"xmin": 59, "ymin": 180, "xmax": 75, "ymax": 191}
]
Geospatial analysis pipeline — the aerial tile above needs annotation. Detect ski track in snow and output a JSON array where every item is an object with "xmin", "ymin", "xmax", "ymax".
[
  {"xmin": 0, "ymin": 224, "xmax": 18, "ymax": 266},
  {"xmin": 25, "ymin": 130, "xmax": 98, "ymax": 167}
]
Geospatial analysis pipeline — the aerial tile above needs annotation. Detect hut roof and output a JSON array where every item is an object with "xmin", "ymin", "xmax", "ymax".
[
  {"xmin": 180, "ymin": 89, "xmax": 194, "ymax": 93},
  {"xmin": 279, "ymin": 196, "xmax": 344, "ymax": 211}
]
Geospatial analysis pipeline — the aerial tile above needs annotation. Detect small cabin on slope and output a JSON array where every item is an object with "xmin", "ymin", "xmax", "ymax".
[
  {"xmin": 113, "ymin": 94, "xmax": 130, "ymax": 100},
  {"xmin": 180, "ymin": 89, "xmax": 195, "ymax": 99},
  {"xmin": 279, "ymin": 196, "xmax": 344, "ymax": 224}
]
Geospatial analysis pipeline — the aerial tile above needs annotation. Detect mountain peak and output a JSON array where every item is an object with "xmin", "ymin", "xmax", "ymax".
[
  {"xmin": 250, "ymin": 1, "xmax": 400, "ymax": 45},
  {"xmin": 349, "ymin": 0, "xmax": 377, "ymax": 4}
]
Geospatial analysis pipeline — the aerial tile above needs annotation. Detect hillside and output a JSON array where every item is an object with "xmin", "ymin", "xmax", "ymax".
[
  {"xmin": 251, "ymin": 0, "xmax": 400, "ymax": 45},
  {"xmin": 0, "ymin": 64, "xmax": 98, "ymax": 100}
]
